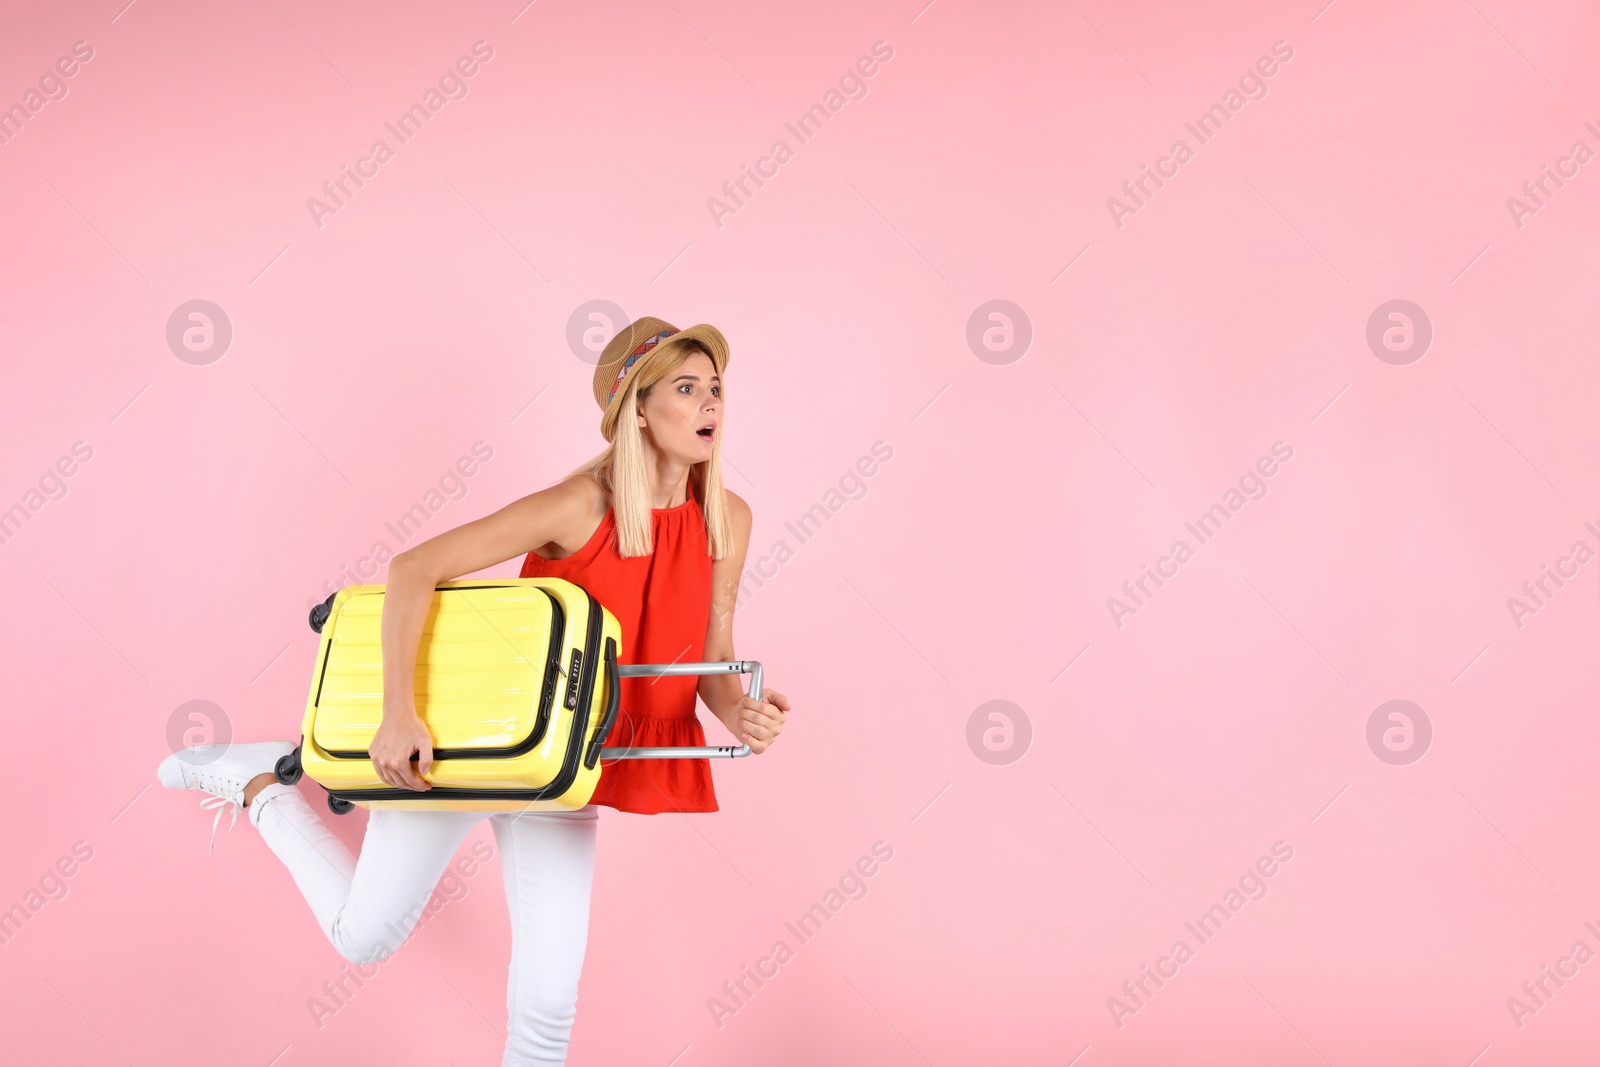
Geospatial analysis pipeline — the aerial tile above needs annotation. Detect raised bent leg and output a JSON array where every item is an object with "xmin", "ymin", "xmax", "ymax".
[
  {"xmin": 491, "ymin": 806, "xmax": 601, "ymax": 1067},
  {"xmin": 249, "ymin": 782, "xmax": 485, "ymax": 964}
]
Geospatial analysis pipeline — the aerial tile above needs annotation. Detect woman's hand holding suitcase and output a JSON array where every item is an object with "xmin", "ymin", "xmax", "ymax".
[{"xmin": 370, "ymin": 705, "xmax": 435, "ymax": 792}]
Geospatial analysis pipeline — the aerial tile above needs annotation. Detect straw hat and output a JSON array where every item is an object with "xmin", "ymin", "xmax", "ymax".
[{"xmin": 592, "ymin": 316, "xmax": 730, "ymax": 442}]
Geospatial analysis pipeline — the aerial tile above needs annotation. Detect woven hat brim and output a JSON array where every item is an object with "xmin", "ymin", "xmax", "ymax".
[{"xmin": 594, "ymin": 322, "xmax": 730, "ymax": 415}]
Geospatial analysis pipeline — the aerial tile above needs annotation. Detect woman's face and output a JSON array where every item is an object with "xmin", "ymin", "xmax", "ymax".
[{"xmin": 637, "ymin": 351, "xmax": 720, "ymax": 462}]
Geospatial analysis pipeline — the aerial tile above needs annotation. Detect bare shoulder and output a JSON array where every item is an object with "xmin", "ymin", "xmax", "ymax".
[
  {"xmin": 721, "ymin": 488, "xmax": 752, "ymax": 528},
  {"xmin": 718, "ymin": 488, "xmax": 753, "ymax": 560},
  {"xmin": 531, "ymin": 472, "xmax": 611, "ymax": 559},
  {"xmin": 553, "ymin": 470, "xmax": 610, "ymax": 514}
]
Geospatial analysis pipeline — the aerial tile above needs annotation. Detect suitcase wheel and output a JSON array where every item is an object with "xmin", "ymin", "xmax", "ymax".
[
  {"xmin": 274, "ymin": 749, "xmax": 302, "ymax": 786},
  {"xmin": 327, "ymin": 794, "xmax": 354, "ymax": 815},
  {"xmin": 309, "ymin": 592, "xmax": 337, "ymax": 633}
]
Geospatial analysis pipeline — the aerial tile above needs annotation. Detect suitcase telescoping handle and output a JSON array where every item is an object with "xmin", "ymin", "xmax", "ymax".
[{"xmin": 586, "ymin": 638, "xmax": 761, "ymax": 764}]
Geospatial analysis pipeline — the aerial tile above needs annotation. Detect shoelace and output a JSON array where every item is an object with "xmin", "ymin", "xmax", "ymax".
[
  {"xmin": 190, "ymin": 772, "xmax": 244, "ymax": 857},
  {"xmin": 196, "ymin": 793, "xmax": 241, "ymax": 856}
]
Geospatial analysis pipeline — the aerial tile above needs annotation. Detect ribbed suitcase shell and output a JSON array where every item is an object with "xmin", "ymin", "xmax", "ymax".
[{"xmin": 297, "ymin": 577, "xmax": 622, "ymax": 812}]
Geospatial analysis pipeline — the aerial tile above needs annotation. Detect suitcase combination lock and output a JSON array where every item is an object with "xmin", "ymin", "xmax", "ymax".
[{"xmin": 562, "ymin": 648, "xmax": 584, "ymax": 710}]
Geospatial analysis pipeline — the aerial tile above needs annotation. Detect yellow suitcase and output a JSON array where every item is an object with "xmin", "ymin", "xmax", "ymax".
[{"xmin": 274, "ymin": 577, "xmax": 758, "ymax": 814}]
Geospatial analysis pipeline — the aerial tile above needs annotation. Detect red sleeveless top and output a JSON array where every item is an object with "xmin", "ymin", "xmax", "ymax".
[{"xmin": 518, "ymin": 490, "xmax": 718, "ymax": 814}]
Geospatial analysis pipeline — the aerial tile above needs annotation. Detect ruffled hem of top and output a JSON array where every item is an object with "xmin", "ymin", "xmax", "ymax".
[{"xmin": 589, "ymin": 716, "xmax": 720, "ymax": 815}]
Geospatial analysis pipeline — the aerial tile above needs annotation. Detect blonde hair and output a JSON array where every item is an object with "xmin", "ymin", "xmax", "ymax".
[{"xmin": 568, "ymin": 339, "xmax": 733, "ymax": 559}]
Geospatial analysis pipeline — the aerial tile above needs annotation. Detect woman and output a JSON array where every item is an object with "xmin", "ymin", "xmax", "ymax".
[{"xmin": 157, "ymin": 316, "xmax": 791, "ymax": 1066}]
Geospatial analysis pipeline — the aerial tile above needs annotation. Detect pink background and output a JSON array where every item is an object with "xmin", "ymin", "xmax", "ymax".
[{"xmin": 2, "ymin": 0, "xmax": 1598, "ymax": 1063}]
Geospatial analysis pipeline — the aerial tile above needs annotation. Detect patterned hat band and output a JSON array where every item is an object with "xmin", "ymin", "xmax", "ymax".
[{"xmin": 607, "ymin": 329, "xmax": 680, "ymax": 406}]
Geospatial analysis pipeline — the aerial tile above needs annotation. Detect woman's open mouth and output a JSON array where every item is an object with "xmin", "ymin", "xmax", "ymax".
[{"xmin": 696, "ymin": 423, "xmax": 717, "ymax": 441}]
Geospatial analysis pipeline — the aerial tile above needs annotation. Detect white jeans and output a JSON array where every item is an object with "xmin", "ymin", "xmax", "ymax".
[{"xmin": 247, "ymin": 781, "xmax": 599, "ymax": 1066}]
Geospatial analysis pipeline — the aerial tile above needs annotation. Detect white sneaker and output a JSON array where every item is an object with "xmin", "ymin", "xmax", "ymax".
[{"xmin": 158, "ymin": 741, "xmax": 295, "ymax": 856}]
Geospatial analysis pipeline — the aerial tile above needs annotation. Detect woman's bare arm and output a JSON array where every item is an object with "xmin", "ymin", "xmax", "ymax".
[
  {"xmin": 368, "ymin": 475, "xmax": 598, "ymax": 790},
  {"xmin": 698, "ymin": 491, "xmax": 789, "ymax": 754}
]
